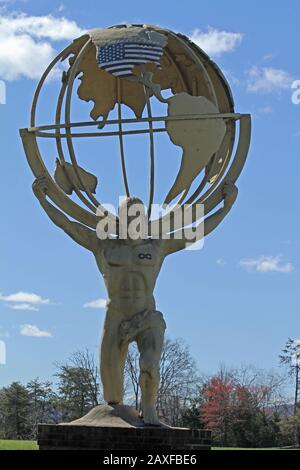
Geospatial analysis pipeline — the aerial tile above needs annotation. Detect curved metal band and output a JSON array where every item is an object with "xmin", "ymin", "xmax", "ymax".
[
  {"xmin": 164, "ymin": 47, "xmax": 189, "ymax": 93},
  {"xmin": 56, "ymin": 64, "xmax": 105, "ymax": 213},
  {"xmin": 167, "ymin": 31, "xmax": 218, "ymax": 108},
  {"xmin": 145, "ymin": 87, "xmax": 155, "ymax": 219},
  {"xmin": 29, "ymin": 113, "xmax": 243, "ymax": 133},
  {"xmin": 20, "ymin": 128, "xmax": 99, "ymax": 228},
  {"xmin": 26, "ymin": 35, "xmax": 106, "ymax": 226},
  {"xmin": 55, "ymin": 64, "xmax": 100, "ymax": 213},
  {"xmin": 28, "ymin": 34, "xmax": 106, "ymax": 216},
  {"xmin": 30, "ymin": 41, "xmax": 87, "ymax": 128},
  {"xmin": 65, "ymin": 39, "xmax": 99, "ymax": 207},
  {"xmin": 148, "ymin": 114, "xmax": 251, "ymax": 235},
  {"xmin": 169, "ymin": 31, "xmax": 236, "ymax": 208},
  {"xmin": 191, "ymin": 127, "xmax": 235, "ymax": 206},
  {"xmin": 64, "ymin": 37, "xmax": 118, "ymax": 225},
  {"xmin": 201, "ymin": 114, "xmax": 251, "ymax": 215},
  {"xmin": 117, "ymin": 78, "xmax": 130, "ymax": 198},
  {"xmin": 32, "ymin": 128, "xmax": 167, "ymax": 138}
]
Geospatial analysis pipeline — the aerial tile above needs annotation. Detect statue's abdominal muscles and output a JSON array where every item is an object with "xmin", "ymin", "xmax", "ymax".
[{"xmin": 94, "ymin": 241, "xmax": 163, "ymax": 317}]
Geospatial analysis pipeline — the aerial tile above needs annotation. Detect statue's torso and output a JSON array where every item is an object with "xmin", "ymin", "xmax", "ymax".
[{"xmin": 93, "ymin": 239, "xmax": 165, "ymax": 316}]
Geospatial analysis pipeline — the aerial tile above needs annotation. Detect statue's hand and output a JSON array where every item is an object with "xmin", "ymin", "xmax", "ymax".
[
  {"xmin": 32, "ymin": 176, "xmax": 48, "ymax": 200},
  {"xmin": 222, "ymin": 181, "xmax": 238, "ymax": 209}
]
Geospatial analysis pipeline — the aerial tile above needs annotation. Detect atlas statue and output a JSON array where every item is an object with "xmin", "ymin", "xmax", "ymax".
[{"xmin": 20, "ymin": 24, "xmax": 251, "ymax": 426}]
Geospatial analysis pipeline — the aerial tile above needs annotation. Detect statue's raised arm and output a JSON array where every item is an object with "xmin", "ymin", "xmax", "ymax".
[
  {"xmin": 163, "ymin": 182, "xmax": 238, "ymax": 256},
  {"xmin": 32, "ymin": 176, "xmax": 97, "ymax": 252}
]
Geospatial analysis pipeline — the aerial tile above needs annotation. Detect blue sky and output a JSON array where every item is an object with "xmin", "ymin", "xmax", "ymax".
[{"xmin": 0, "ymin": 0, "xmax": 299, "ymax": 393}]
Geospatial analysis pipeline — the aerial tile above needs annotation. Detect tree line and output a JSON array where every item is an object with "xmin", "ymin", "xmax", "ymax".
[{"xmin": 0, "ymin": 338, "xmax": 299, "ymax": 448}]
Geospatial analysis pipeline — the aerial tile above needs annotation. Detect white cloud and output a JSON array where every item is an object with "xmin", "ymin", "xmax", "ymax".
[
  {"xmin": 0, "ymin": 33, "xmax": 56, "ymax": 80},
  {"xmin": 0, "ymin": 12, "xmax": 83, "ymax": 41},
  {"xmin": 0, "ymin": 291, "xmax": 50, "ymax": 312},
  {"xmin": 0, "ymin": 291, "xmax": 49, "ymax": 304},
  {"xmin": 0, "ymin": 12, "xmax": 84, "ymax": 80},
  {"xmin": 190, "ymin": 27, "xmax": 243, "ymax": 56},
  {"xmin": 263, "ymin": 53, "xmax": 275, "ymax": 61},
  {"xmin": 216, "ymin": 258, "xmax": 226, "ymax": 266},
  {"xmin": 246, "ymin": 66, "xmax": 294, "ymax": 93},
  {"xmin": 8, "ymin": 303, "xmax": 39, "ymax": 311},
  {"xmin": 20, "ymin": 324, "xmax": 52, "ymax": 337},
  {"xmin": 257, "ymin": 106, "xmax": 273, "ymax": 114},
  {"xmin": 83, "ymin": 298, "xmax": 107, "ymax": 309},
  {"xmin": 240, "ymin": 255, "xmax": 294, "ymax": 273}
]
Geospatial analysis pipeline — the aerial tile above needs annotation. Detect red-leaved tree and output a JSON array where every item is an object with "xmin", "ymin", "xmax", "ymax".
[{"xmin": 201, "ymin": 368, "xmax": 282, "ymax": 447}]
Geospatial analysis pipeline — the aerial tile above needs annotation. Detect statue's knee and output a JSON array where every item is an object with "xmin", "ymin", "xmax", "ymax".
[
  {"xmin": 150, "ymin": 310, "xmax": 166, "ymax": 332},
  {"xmin": 140, "ymin": 357, "xmax": 159, "ymax": 377},
  {"xmin": 101, "ymin": 331, "xmax": 115, "ymax": 351}
]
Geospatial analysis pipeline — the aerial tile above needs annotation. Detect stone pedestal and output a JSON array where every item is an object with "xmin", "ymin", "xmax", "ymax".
[{"xmin": 38, "ymin": 405, "xmax": 211, "ymax": 450}]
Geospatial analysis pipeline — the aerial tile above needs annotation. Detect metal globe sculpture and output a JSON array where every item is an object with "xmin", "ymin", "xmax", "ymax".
[
  {"xmin": 20, "ymin": 24, "xmax": 251, "ymax": 431},
  {"xmin": 20, "ymin": 23, "xmax": 251, "ymax": 234}
]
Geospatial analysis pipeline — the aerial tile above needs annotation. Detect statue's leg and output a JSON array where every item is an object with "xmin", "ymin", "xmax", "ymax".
[
  {"xmin": 100, "ymin": 310, "xmax": 128, "ymax": 405},
  {"xmin": 136, "ymin": 310, "xmax": 166, "ymax": 425}
]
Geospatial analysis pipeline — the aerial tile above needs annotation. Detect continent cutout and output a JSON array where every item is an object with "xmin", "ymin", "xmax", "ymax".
[
  {"xmin": 165, "ymin": 92, "xmax": 226, "ymax": 204},
  {"xmin": 76, "ymin": 46, "xmax": 185, "ymax": 122},
  {"xmin": 54, "ymin": 160, "xmax": 98, "ymax": 195}
]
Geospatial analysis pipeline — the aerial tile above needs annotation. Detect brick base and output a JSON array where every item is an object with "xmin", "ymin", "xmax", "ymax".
[{"xmin": 38, "ymin": 424, "xmax": 211, "ymax": 450}]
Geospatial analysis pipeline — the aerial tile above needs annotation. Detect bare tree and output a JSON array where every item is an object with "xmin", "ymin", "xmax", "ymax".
[
  {"xmin": 125, "ymin": 345, "xmax": 140, "ymax": 410},
  {"xmin": 26, "ymin": 379, "xmax": 56, "ymax": 438},
  {"xmin": 200, "ymin": 364, "xmax": 287, "ymax": 447},
  {"xmin": 125, "ymin": 337, "xmax": 199, "ymax": 426},
  {"xmin": 70, "ymin": 349, "xmax": 101, "ymax": 407},
  {"xmin": 279, "ymin": 339, "xmax": 300, "ymax": 446},
  {"xmin": 279, "ymin": 339, "xmax": 300, "ymax": 415},
  {"xmin": 55, "ymin": 349, "xmax": 101, "ymax": 420},
  {"xmin": 158, "ymin": 338, "xmax": 199, "ymax": 425},
  {"xmin": 231, "ymin": 364, "xmax": 287, "ymax": 414}
]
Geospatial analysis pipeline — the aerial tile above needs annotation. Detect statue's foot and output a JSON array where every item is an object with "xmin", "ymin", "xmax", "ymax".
[
  {"xmin": 108, "ymin": 401, "xmax": 122, "ymax": 406},
  {"xmin": 141, "ymin": 405, "xmax": 161, "ymax": 426}
]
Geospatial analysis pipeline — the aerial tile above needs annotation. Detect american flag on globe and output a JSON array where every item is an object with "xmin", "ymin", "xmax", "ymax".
[{"xmin": 96, "ymin": 40, "xmax": 164, "ymax": 78}]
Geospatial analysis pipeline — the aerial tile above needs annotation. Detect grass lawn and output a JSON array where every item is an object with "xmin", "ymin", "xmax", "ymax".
[
  {"xmin": 213, "ymin": 447, "xmax": 279, "ymax": 450},
  {"xmin": 213, "ymin": 447, "xmax": 299, "ymax": 450},
  {"xmin": 0, "ymin": 440, "xmax": 298, "ymax": 451},
  {"xmin": 0, "ymin": 440, "xmax": 38, "ymax": 450}
]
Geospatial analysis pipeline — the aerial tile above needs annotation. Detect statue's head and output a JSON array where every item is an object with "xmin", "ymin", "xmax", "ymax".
[{"xmin": 118, "ymin": 196, "xmax": 147, "ymax": 243}]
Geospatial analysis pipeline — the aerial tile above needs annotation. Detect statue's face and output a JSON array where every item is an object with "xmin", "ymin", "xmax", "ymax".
[{"xmin": 118, "ymin": 198, "xmax": 147, "ymax": 242}]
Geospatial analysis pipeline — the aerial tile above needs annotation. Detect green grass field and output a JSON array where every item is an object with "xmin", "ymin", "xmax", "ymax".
[
  {"xmin": 0, "ymin": 440, "xmax": 298, "ymax": 451},
  {"xmin": 0, "ymin": 440, "xmax": 38, "ymax": 450},
  {"xmin": 212, "ymin": 447, "xmax": 281, "ymax": 450}
]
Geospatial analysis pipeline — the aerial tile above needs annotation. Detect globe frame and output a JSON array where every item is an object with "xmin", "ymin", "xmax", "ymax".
[{"xmin": 20, "ymin": 24, "xmax": 251, "ymax": 234}]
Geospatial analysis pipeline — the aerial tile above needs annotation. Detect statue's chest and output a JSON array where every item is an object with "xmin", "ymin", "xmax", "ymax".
[{"xmin": 103, "ymin": 243, "xmax": 157, "ymax": 268}]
